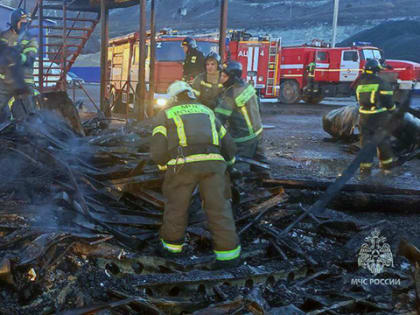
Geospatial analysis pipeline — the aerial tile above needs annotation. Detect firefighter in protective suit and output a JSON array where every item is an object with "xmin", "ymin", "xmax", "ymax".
[
  {"xmin": 181, "ymin": 37, "xmax": 205, "ymax": 83},
  {"xmin": 305, "ymin": 60, "xmax": 319, "ymax": 94},
  {"xmin": 356, "ymin": 59, "xmax": 396, "ymax": 177},
  {"xmin": 151, "ymin": 80, "xmax": 241, "ymax": 268},
  {"xmin": 215, "ymin": 61, "xmax": 269, "ymax": 176},
  {"xmin": 191, "ymin": 51, "xmax": 224, "ymax": 110},
  {"xmin": 0, "ymin": 8, "xmax": 38, "ymax": 120}
]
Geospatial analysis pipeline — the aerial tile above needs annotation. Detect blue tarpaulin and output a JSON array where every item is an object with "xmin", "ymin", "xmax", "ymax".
[{"xmin": 70, "ymin": 67, "xmax": 101, "ymax": 83}]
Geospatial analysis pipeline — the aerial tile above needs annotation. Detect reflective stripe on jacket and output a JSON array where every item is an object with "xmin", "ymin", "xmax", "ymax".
[
  {"xmin": 356, "ymin": 74, "xmax": 394, "ymax": 114},
  {"xmin": 0, "ymin": 29, "xmax": 38, "ymax": 81},
  {"xmin": 215, "ymin": 81, "xmax": 263, "ymax": 143},
  {"xmin": 150, "ymin": 101, "xmax": 236, "ymax": 168}
]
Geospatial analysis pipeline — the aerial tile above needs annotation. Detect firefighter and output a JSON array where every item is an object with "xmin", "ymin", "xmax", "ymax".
[
  {"xmin": 356, "ymin": 59, "xmax": 396, "ymax": 177},
  {"xmin": 214, "ymin": 61, "xmax": 269, "ymax": 176},
  {"xmin": 181, "ymin": 37, "xmax": 205, "ymax": 83},
  {"xmin": 191, "ymin": 51, "xmax": 224, "ymax": 110},
  {"xmin": 151, "ymin": 80, "xmax": 241, "ymax": 269},
  {"xmin": 0, "ymin": 8, "xmax": 38, "ymax": 120},
  {"xmin": 305, "ymin": 60, "xmax": 319, "ymax": 94}
]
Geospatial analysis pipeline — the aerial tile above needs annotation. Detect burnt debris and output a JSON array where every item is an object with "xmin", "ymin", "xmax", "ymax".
[{"xmin": 0, "ymin": 111, "xmax": 418, "ymax": 314}]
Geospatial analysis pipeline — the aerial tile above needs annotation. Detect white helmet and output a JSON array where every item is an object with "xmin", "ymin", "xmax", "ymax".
[{"xmin": 167, "ymin": 80, "xmax": 196, "ymax": 102}]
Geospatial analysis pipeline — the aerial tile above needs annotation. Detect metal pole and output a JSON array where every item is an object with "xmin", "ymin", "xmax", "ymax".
[
  {"xmin": 100, "ymin": 0, "xmax": 109, "ymax": 115},
  {"xmin": 219, "ymin": 0, "xmax": 228, "ymax": 62},
  {"xmin": 137, "ymin": 0, "xmax": 147, "ymax": 121},
  {"xmin": 148, "ymin": 0, "xmax": 156, "ymax": 117},
  {"xmin": 332, "ymin": 0, "xmax": 339, "ymax": 47}
]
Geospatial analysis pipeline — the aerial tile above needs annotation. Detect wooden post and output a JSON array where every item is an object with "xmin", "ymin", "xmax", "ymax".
[
  {"xmin": 219, "ymin": 0, "xmax": 228, "ymax": 62},
  {"xmin": 148, "ymin": 0, "xmax": 157, "ymax": 117},
  {"xmin": 100, "ymin": 0, "xmax": 109, "ymax": 116},
  {"xmin": 38, "ymin": 0, "xmax": 44, "ymax": 91},
  {"xmin": 137, "ymin": 0, "xmax": 147, "ymax": 121}
]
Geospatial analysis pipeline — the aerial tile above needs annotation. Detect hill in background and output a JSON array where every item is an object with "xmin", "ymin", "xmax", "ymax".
[{"xmin": 339, "ymin": 20, "xmax": 420, "ymax": 63}]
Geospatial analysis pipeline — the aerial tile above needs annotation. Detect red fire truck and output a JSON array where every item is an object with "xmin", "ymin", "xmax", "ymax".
[
  {"xmin": 108, "ymin": 31, "xmax": 420, "ymax": 110},
  {"xmin": 228, "ymin": 34, "xmax": 420, "ymax": 104}
]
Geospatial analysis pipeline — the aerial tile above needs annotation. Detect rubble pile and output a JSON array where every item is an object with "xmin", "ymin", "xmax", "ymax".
[{"xmin": 0, "ymin": 112, "xmax": 419, "ymax": 314}]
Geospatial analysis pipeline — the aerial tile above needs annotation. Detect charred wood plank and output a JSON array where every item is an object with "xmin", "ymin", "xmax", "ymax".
[
  {"xmin": 18, "ymin": 233, "xmax": 73, "ymax": 266},
  {"xmin": 236, "ymin": 191, "xmax": 288, "ymax": 223},
  {"xmin": 110, "ymin": 289, "xmax": 201, "ymax": 314},
  {"xmin": 286, "ymin": 188, "xmax": 420, "ymax": 212},
  {"xmin": 60, "ymin": 297, "xmax": 148, "ymax": 315},
  {"xmin": 89, "ymin": 212, "xmax": 161, "ymax": 228},
  {"xmin": 264, "ymin": 177, "xmax": 420, "ymax": 196},
  {"xmin": 399, "ymin": 239, "xmax": 420, "ymax": 312},
  {"xmin": 131, "ymin": 260, "xmax": 305, "ymax": 289},
  {"xmin": 124, "ymin": 188, "xmax": 165, "ymax": 209}
]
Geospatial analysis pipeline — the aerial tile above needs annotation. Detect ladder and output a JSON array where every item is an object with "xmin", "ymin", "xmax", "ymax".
[
  {"xmin": 265, "ymin": 38, "xmax": 281, "ymax": 97},
  {"xmin": 31, "ymin": 0, "xmax": 100, "ymax": 92}
]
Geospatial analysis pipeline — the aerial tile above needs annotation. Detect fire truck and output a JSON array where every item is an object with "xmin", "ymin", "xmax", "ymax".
[
  {"xmin": 228, "ymin": 34, "xmax": 420, "ymax": 104},
  {"xmin": 107, "ymin": 31, "xmax": 218, "ymax": 112},
  {"xmin": 108, "ymin": 31, "xmax": 420, "ymax": 110}
]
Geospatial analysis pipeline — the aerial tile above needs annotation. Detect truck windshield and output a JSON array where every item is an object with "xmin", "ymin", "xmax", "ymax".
[
  {"xmin": 155, "ymin": 41, "xmax": 218, "ymax": 61},
  {"xmin": 362, "ymin": 49, "xmax": 383, "ymax": 60}
]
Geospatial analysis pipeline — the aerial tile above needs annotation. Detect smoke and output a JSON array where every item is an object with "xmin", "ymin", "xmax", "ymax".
[{"xmin": 0, "ymin": 110, "xmax": 95, "ymax": 233}]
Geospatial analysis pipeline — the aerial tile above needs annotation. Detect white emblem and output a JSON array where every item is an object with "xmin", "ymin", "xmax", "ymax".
[{"xmin": 358, "ymin": 229, "xmax": 394, "ymax": 275}]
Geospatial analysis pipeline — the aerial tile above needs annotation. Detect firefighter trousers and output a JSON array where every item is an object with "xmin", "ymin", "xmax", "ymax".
[
  {"xmin": 236, "ymin": 136, "xmax": 269, "ymax": 174},
  {"xmin": 160, "ymin": 161, "xmax": 239, "ymax": 252},
  {"xmin": 359, "ymin": 111, "xmax": 395, "ymax": 169},
  {"xmin": 0, "ymin": 80, "xmax": 13, "ymax": 123}
]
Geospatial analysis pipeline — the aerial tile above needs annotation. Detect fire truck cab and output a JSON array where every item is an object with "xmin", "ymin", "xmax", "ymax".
[{"xmin": 107, "ymin": 32, "xmax": 218, "ymax": 113}]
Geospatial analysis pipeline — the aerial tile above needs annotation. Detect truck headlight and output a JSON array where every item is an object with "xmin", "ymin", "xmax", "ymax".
[{"xmin": 156, "ymin": 98, "xmax": 167, "ymax": 107}]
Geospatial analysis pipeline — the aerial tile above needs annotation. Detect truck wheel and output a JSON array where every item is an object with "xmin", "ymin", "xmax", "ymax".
[
  {"xmin": 279, "ymin": 80, "xmax": 301, "ymax": 104},
  {"xmin": 302, "ymin": 95, "xmax": 324, "ymax": 104}
]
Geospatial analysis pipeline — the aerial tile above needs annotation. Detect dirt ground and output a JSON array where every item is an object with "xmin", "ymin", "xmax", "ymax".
[{"xmin": 260, "ymin": 97, "xmax": 420, "ymax": 250}]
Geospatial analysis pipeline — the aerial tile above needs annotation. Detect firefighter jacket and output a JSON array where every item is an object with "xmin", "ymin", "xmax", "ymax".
[
  {"xmin": 183, "ymin": 48, "xmax": 205, "ymax": 82},
  {"xmin": 307, "ymin": 62, "xmax": 316, "ymax": 77},
  {"xmin": 191, "ymin": 72, "xmax": 223, "ymax": 109},
  {"xmin": 214, "ymin": 81, "xmax": 263, "ymax": 144},
  {"xmin": 356, "ymin": 73, "xmax": 394, "ymax": 114},
  {"xmin": 0, "ymin": 28, "xmax": 38, "ymax": 85},
  {"xmin": 151, "ymin": 101, "xmax": 237, "ymax": 169}
]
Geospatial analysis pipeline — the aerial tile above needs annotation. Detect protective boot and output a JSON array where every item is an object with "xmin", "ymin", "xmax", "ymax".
[
  {"xmin": 205, "ymin": 257, "xmax": 241, "ymax": 270},
  {"xmin": 380, "ymin": 158, "xmax": 399, "ymax": 171},
  {"xmin": 155, "ymin": 241, "xmax": 184, "ymax": 259}
]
